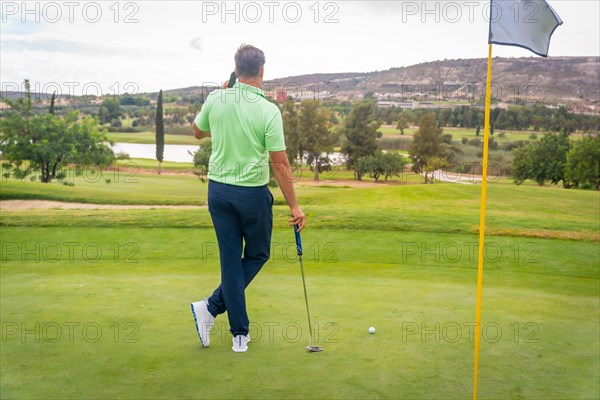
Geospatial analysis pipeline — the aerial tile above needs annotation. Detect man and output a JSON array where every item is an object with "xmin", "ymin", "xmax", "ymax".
[{"xmin": 191, "ymin": 44, "xmax": 306, "ymax": 353}]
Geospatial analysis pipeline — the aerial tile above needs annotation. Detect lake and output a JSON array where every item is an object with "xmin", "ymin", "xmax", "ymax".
[
  {"xmin": 111, "ymin": 143, "xmax": 347, "ymax": 166},
  {"xmin": 112, "ymin": 143, "xmax": 199, "ymax": 163}
]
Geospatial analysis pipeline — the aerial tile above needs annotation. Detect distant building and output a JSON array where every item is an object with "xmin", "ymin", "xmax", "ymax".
[
  {"xmin": 276, "ymin": 89, "xmax": 287, "ymax": 103},
  {"xmin": 287, "ymin": 90, "xmax": 334, "ymax": 101},
  {"xmin": 377, "ymin": 101, "xmax": 415, "ymax": 110}
]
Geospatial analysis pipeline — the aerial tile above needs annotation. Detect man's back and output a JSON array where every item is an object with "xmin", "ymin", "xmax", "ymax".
[{"xmin": 196, "ymin": 82, "xmax": 285, "ymax": 186}]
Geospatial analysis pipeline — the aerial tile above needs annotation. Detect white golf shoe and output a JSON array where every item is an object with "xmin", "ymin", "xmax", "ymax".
[
  {"xmin": 232, "ymin": 334, "xmax": 250, "ymax": 352},
  {"xmin": 191, "ymin": 299, "xmax": 215, "ymax": 348}
]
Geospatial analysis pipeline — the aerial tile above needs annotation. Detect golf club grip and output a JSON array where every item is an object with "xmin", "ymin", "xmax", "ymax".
[
  {"xmin": 227, "ymin": 72, "xmax": 236, "ymax": 88},
  {"xmin": 294, "ymin": 225, "xmax": 303, "ymax": 256}
]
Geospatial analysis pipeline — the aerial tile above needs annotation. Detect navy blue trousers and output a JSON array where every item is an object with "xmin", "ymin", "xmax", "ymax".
[{"xmin": 206, "ymin": 180, "xmax": 273, "ymax": 336}]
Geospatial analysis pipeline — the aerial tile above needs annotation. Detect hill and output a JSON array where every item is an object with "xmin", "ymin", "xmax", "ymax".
[
  {"xmin": 264, "ymin": 56, "xmax": 599, "ymax": 105},
  {"xmin": 2, "ymin": 57, "xmax": 598, "ymax": 108}
]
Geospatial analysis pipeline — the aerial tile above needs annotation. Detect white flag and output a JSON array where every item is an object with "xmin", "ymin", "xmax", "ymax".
[{"xmin": 489, "ymin": 0, "xmax": 563, "ymax": 57}]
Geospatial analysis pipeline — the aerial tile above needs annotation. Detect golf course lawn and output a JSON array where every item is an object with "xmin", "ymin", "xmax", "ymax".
[
  {"xmin": 1, "ymin": 173, "xmax": 598, "ymax": 399},
  {"xmin": 378, "ymin": 125, "xmax": 535, "ymax": 142},
  {"xmin": 107, "ymin": 131, "xmax": 199, "ymax": 145}
]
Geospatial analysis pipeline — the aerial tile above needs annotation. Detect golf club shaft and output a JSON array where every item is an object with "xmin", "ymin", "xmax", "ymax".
[
  {"xmin": 298, "ymin": 255, "xmax": 314, "ymax": 344},
  {"xmin": 294, "ymin": 224, "xmax": 315, "ymax": 345}
]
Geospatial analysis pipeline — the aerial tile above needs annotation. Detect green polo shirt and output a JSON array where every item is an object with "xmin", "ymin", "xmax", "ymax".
[{"xmin": 194, "ymin": 82, "xmax": 286, "ymax": 187}]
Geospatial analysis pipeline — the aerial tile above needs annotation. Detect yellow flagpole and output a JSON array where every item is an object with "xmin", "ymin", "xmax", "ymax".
[{"xmin": 473, "ymin": 43, "xmax": 493, "ymax": 400}]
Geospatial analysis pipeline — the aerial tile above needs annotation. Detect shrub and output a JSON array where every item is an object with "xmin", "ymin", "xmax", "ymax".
[{"xmin": 468, "ymin": 138, "xmax": 482, "ymax": 147}]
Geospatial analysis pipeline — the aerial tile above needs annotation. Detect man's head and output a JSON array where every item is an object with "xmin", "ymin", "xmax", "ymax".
[{"xmin": 234, "ymin": 44, "xmax": 265, "ymax": 83}]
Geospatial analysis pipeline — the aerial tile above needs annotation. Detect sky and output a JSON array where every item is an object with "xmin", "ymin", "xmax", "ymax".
[{"xmin": 1, "ymin": 0, "xmax": 598, "ymax": 96}]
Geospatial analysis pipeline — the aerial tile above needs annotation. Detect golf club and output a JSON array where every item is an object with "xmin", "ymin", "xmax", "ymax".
[
  {"xmin": 227, "ymin": 71, "xmax": 236, "ymax": 88},
  {"xmin": 294, "ymin": 224, "xmax": 323, "ymax": 353}
]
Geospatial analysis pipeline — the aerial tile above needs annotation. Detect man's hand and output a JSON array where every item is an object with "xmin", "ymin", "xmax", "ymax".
[{"xmin": 289, "ymin": 207, "xmax": 306, "ymax": 232}]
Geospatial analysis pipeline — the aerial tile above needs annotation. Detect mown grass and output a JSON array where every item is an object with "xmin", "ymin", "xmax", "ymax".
[
  {"xmin": 1, "ymin": 162, "xmax": 598, "ymax": 399},
  {"xmin": 110, "ymin": 126, "xmax": 535, "ymax": 144},
  {"xmin": 1, "ymin": 227, "xmax": 598, "ymax": 399},
  {"xmin": 115, "ymin": 158, "xmax": 195, "ymax": 171},
  {"xmin": 107, "ymin": 131, "xmax": 199, "ymax": 145},
  {"xmin": 379, "ymin": 125, "xmax": 536, "ymax": 142},
  {"xmin": 2, "ymin": 178, "xmax": 598, "ymax": 241},
  {"xmin": 0, "ymin": 174, "xmax": 208, "ymax": 205}
]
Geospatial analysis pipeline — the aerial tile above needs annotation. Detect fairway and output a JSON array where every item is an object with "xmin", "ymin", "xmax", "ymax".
[
  {"xmin": 1, "ymin": 176, "xmax": 599, "ymax": 399},
  {"xmin": 379, "ymin": 125, "xmax": 537, "ymax": 142},
  {"xmin": 107, "ymin": 132, "xmax": 199, "ymax": 145}
]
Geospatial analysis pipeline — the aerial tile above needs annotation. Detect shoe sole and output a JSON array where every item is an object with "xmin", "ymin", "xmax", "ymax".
[
  {"xmin": 232, "ymin": 347, "xmax": 248, "ymax": 353},
  {"xmin": 190, "ymin": 303, "xmax": 208, "ymax": 348}
]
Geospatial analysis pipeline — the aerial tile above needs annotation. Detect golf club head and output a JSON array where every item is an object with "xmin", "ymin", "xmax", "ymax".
[{"xmin": 306, "ymin": 345, "xmax": 323, "ymax": 352}]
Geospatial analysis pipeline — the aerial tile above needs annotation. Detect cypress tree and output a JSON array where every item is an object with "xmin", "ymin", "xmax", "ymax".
[
  {"xmin": 155, "ymin": 90, "xmax": 164, "ymax": 174},
  {"xmin": 49, "ymin": 91, "xmax": 56, "ymax": 115}
]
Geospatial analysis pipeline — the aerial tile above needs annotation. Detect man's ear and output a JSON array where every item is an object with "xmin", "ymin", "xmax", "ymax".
[{"xmin": 258, "ymin": 67, "xmax": 264, "ymax": 79}]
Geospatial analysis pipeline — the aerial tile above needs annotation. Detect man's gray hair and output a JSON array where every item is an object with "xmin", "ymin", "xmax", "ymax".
[{"xmin": 235, "ymin": 44, "xmax": 266, "ymax": 79}]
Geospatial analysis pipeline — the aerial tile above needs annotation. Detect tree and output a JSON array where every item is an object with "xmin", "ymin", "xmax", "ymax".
[
  {"xmin": 356, "ymin": 156, "xmax": 380, "ymax": 182},
  {"xmin": 98, "ymin": 97, "xmax": 122, "ymax": 124},
  {"xmin": 155, "ymin": 89, "xmax": 164, "ymax": 174},
  {"xmin": 341, "ymin": 100, "xmax": 381, "ymax": 180},
  {"xmin": 476, "ymin": 125, "xmax": 481, "ymax": 136},
  {"xmin": 368, "ymin": 155, "xmax": 385, "ymax": 183},
  {"xmin": 494, "ymin": 109, "xmax": 510, "ymax": 130},
  {"xmin": 192, "ymin": 138, "xmax": 212, "ymax": 181},
  {"xmin": 537, "ymin": 132, "xmax": 571, "ymax": 185},
  {"xmin": 409, "ymin": 112, "xmax": 446, "ymax": 175},
  {"xmin": 379, "ymin": 106, "xmax": 400, "ymax": 125},
  {"xmin": 0, "ymin": 80, "xmax": 115, "ymax": 183},
  {"xmin": 403, "ymin": 109, "xmax": 416, "ymax": 126},
  {"xmin": 461, "ymin": 107, "xmax": 473, "ymax": 128},
  {"xmin": 282, "ymin": 98, "xmax": 301, "ymax": 163},
  {"xmin": 396, "ymin": 113, "xmax": 409, "ymax": 135},
  {"xmin": 565, "ymin": 135, "xmax": 600, "ymax": 189},
  {"xmin": 364, "ymin": 91, "xmax": 376, "ymax": 100},
  {"xmin": 49, "ymin": 91, "xmax": 56, "ymax": 115},
  {"xmin": 297, "ymin": 100, "xmax": 338, "ymax": 182},
  {"xmin": 512, "ymin": 143, "xmax": 537, "ymax": 185},
  {"xmin": 512, "ymin": 133, "xmax": 571, "ymax": 186},
  {"xmin": 355, "ymin": 152, "xmax": 405, "ymax": 183},
  {"xmin": 381, "ymin": 152, "xmax": 406, "ymax": 181},
  {"xmin": 423, "ymin": 156, "xmax": 448, "ymax": 184}
]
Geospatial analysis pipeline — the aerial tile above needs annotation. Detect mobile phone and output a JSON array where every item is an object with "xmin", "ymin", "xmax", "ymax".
[{"xmin": 227, "ymin": 72, "xmax": 236, "ymax": 88}]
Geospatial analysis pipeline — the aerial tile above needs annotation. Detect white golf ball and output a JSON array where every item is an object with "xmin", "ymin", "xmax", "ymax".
[{"xmin": 369, "ymin": 327, "xmax": 375, "ymax": 334}]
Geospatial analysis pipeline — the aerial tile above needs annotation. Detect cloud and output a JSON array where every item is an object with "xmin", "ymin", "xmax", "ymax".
[
  {"xmin": 0, "ymin": 15, "xmax": 43, "ymax": 35},
  {"xmin": 1, "ymin": 35, "xmax": 183, "ymax": 60},
  {"xmin": 190, "ymin": 37, "xmax": 203, "ymax": 51},
  {"xmin": 3, "ymin": 37, "xmax": 102, "ymax": 55}
]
